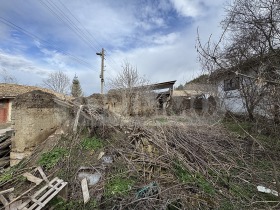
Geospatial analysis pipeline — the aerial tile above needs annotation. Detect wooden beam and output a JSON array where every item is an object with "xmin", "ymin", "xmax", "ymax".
[
  {"xmin": 81, "ymin": 178, "xmax": 90, "ymax": 204},
  {"xmin": 22, "ymin": 173, "xmax": 43, "ymax": 185},
  {"xmin": 0, "ymin": 188, "xmax": 14, "ymax": 195}
]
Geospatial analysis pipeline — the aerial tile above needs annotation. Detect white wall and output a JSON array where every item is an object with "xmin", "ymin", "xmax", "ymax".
[{"xmin": 217, "ymin": 81, "xmax": 246, "ymax": 114}]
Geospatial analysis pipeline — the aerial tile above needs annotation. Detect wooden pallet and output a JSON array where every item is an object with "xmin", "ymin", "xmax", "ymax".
[{"xmin": 17, "ymin": 177, "xmax": 67, "ymax": 210}]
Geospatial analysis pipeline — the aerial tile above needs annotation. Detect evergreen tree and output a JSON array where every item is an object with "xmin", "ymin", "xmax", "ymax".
[{"xmin": 71, "ymin": 75, "xmax": 83, "ymax": 97}]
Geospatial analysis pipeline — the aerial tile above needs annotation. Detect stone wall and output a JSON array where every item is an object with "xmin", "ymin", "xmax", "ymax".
[
  {"xmin": 10, "ymin": 90, "xmax": 71, "ymax": 165},
  {"xmin": 171, "ymin": 95, "xmax": 218, "ymax": 115}
]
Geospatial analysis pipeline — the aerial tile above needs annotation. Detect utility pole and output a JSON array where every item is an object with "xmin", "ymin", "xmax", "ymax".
[{"xmin": 96, "ymin": 48, "xmax": 105, "ymax": 94}]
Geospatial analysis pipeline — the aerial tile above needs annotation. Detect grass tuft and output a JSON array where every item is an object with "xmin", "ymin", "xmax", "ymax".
[
  {"xmin": 38, "ymin": 147, "xmax": 67, "ymax": 169},
  {"xmin": 105, "ymin": 176, "xmax": 134, "ymax": 197},
  {"xmin": 81, "ymin": 136, "xmax": 104, "ymax": 150}
]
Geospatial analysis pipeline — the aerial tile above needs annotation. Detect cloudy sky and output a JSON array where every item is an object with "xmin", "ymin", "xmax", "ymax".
[{"xmin": 0, "ymin": 0, "xmax": 226, "ymax": 95}]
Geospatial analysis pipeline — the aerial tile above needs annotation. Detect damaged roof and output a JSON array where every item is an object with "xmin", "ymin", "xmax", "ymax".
[{"xmin": 0, "ymin": 83, "xmax": 72, "ymax": 100}]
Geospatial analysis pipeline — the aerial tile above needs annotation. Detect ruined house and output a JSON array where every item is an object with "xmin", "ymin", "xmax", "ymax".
[
  {"xmin": 0, "ymin": 83, "xmax": 72, "ymax": 166},
  {"xmin": 88, "ymin": 81, "xmax": 176, "ymax": 116},
  {"xmin": 171, "ymin": 83, "xmax": 218, "ymax": 115}
]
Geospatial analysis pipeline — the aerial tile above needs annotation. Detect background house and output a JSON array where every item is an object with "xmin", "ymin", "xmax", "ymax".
[{"xmin": 210, "ymin": 56, "xmax": 280, "ymax": 121}]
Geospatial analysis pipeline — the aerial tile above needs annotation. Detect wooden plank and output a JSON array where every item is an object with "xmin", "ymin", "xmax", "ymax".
[
  {"xmin": 32, "ymin": 182, "xmax": 67, "ymax": 210},
  {"xmin": 30, "ymin": 198, "xmax": 43, "ymax": 209},
  {"xmin": 22, "ymin": 178, "xmax": 65, "ymax": 210},
  {"xmin": 0, "ymin": 194, "xmax": 8, "ymax": 206},
  {"xmin": 15, "ymin": 178, "xmax": 67, "ymax": 210},
  {"xmin": 0, "ymin": 135, "xmax": 9, "ymax": 144},
  {"xmin": 0, "ymin": 157, "xmax": 10, "ymax": 168},
  {"xmin": 29, "ymin": 178, "xmax": 59, "ymax": 200},
  {"xmin": 0, "ymin": 139, "xmax": 11, "ymax": 149},
  {"xmin": 17, "ymin": 199, "xmax": 31, "ymax": 210},
  {"xmin": 36, "ymin": 180, "xmax": 64, "ymax": 203},
  {"xmin": 14, "ymin": 178, "xmax": 59, "ymax": 209},
  {"xmin": 0, "ymin": 188, "xmax": 14, "ymax": 195},
  {"xmin": 36, "ymin": 167, "xmax": 49, "ymax": 183},
  {"xmin": 81, "ymin": 178, "xmax": 90, "ymax": 204},
  {"xmin": 0, "ymin": 148, "xmax": 10, "ymax": 157},
  {"xmin": 10, "ymin": 200, "xmax": 22, "ymax": 210},
  {"xmin": 23, "ymin": 173, "xmax": 43, "ymax": 185},
  {"xmin": 36, "ymin": 182, "xmax": 67, "ymax": 209}
]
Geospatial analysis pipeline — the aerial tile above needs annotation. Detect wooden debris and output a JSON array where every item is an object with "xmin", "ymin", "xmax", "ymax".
[
  {"xmin": 0, "ymin": 188, "xmax": 14, "ymax": 195},
  {"xmin": 22, "ymin": 173, "xmax": 43, "ymax": 185},
  {"xmin": 81, "ymin": 178, "xmax": 90, "ymax": 204},
  {"xmin": 36, "ymin": 167, "xmax": 49, "ymax": 183},
  {"xmin": 17, "ymin": 177, "xmax": 67, "ymax": 210},
  {"xmin": 0, "ymin": 138, "xmax": 11, "ymax": 149},
  {"xmin": 10, "ymin": 200, "xmax": 22, "ymax": 210},
  {"xmin": 97, "ymin": 151, "xmax": 105, "ymax": 160},
  {"xmin": 0, "ymin": 194, "xmax": 8, "ymax": 206},
  {"xmin": 0, "ymin": 188, "xmax": 15, "ymax": 210},
  {"xmin": 0, "ymin": 157, "xmax": 10, "ymax": 168},
  {"xmin": 7, "ymin": 167, "xmax": 67, "ymax": 210}
]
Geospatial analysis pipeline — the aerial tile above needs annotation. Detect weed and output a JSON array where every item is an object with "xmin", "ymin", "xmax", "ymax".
[
  {"xmin": 218, "ymin": 200, "xmax": 236, "ymax": 210},
  {"xmin": 155, "ymin": 117, "xmax": 168, "ymax": 123},
  {"xmin": 174, "ymin": 161, "xmax": 193, "ymax": 183},
  {"xmin": 223, "ymin": 120, "xmax": 252, "ymax": 137},
  {"xmin": 81, "ymin": 136, "xmax": 103, "ymax": 150},
  {"xmin": 0, "ymin": 168, "xmax": 13, "ymax": 185},
  {"xmin": 230, "ymin": 183, "xmax": 254, "ymax": 200},
  {"xmin": 174, "ymin": 161, "xmax": 215, "ymax": 195},
  {"xmin": 38, "ymin": 147, "xmax": 67, "ymax": 169},
  {"xmin": 105, "ymin": 176, "xmax": 134, "ymax": 197}
]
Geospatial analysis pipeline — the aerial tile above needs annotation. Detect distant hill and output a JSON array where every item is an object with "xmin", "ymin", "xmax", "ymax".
[{"xmin": 185, "ymin": 74, "xmax": 209, "ymax": 86}]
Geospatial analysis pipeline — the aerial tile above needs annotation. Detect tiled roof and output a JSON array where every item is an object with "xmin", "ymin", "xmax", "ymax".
[{"xmin": 0, "ymin": 83, "xmax": 72, "ymax": 100}]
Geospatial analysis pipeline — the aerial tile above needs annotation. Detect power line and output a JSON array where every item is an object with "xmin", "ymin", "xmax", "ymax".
[
  {"xmin": 0, "ymin": 16, "xmax": 94, "ymax": 70},
  {"xmin": 39, "ymin": 0, "xmax": 100, "ymax": 53},
  {"xmin": 40, "ymin": 0, "xmax": 122, "ymax": 76},
  {"xmin": 56, "ymin": 0, "xmax": 104, "ymax": 51},
  {"xmin": 50, "ymin": 0, "xmax": 122, "ymax": 72}
]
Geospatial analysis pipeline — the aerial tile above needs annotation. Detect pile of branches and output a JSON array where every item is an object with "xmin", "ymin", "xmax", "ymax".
[
  {"xmin": 89, "ymin": 117, "xmax": 276, "ymax": 209},
  {"xmin": 71, "ymin": 103, "xmax": 279, "ymax": 209}
]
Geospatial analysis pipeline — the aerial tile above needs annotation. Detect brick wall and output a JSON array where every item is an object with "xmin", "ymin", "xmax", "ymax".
[{"xmin": 0, "ymin": 99, "xmax": 9, "ymax": 124}]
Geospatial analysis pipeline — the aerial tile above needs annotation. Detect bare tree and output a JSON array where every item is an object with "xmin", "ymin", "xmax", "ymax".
[
  {"xmin": 197, "ymin": 0, "xmax": 280, "ymax": 121},
  {"xmin": 42, "ymin": 70, "xmax": 70, "ymax": 94},
  {"xmin": 108, "ymin": 61, "xmax": 155, "ymax": 116},
  {"xmin": 0, "ymin": 69, "xmax": 17, "ymax": 84}
]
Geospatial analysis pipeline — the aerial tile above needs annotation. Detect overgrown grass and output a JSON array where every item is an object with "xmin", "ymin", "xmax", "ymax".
[
  {"xmin": 81, "ymin": 136, "xmax": 104, "ymax": 150},
  {"xmin": 38, "ymin": 147, "xmax": 68, "ymax": 169},
  {"xmin": 174, "ymin": 161, "xmax": 215, "ymax": 195},
  {"xmin": 105, "ymin": 176, "xmax": 134, "ymax": 197},
  {"xmin": 223, "ymin": 120, "xmax": 252, "ymax": 137}
]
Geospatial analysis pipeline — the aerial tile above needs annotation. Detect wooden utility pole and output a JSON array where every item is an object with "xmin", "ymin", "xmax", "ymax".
[{"xmin": 96, "ymin": 48, "xmax": 105, "ymax": 94}]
